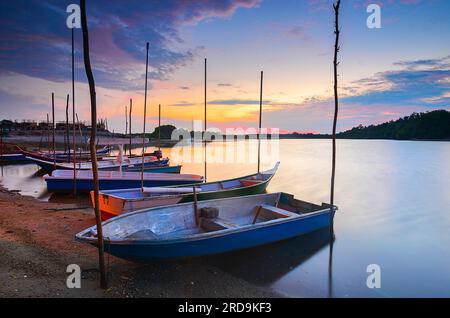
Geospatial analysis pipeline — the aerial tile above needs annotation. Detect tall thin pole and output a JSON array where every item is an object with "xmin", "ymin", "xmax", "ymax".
[
  {"xmin": 204, "ymin": 58, "xmax": 207, "ymax": 182},
  {"xmin": 129, "ymin": 99, "xmax": 132, "ymax": 157},
  {"xmin": 80, "ymin": 0, "xmax": 107, "ymax": 289},
  {"xmin": 0, "ymin": 124, "xmax": 3, "ymax": 164},
  {"xmin": 158, "ymin": 104, "xmax": 161, "ymax": 151},
  {"xmin": 141, "ymin": 42, "xmax": 150, "ymax": 190},
  {"xmin": 125, "ymin": 106, "xmax": 128, "ymax": 135},
  {"xmin": 328, "ymin": 0, "xmax": 341, "ymax": 299},
  {"xmin": 257, "ymin": 71, "xmax": 263, "ymax": 173},
  {"xmin": 76, "ymin": 113, "xmax": 84, "ymax": 157},
  {"xmin": 65, "ymin": 94, "xmax": 70, "ymax": 155},
  {"xmin": 46, "ymin": 113, "xmax": 50, "ymax": 151},
  {"xmin": 125, "ymin": 105, "xmax": 128, "ymax": 154},
  {"xmin": 330, "ymin": 0, "xmax": 340, "ymax": 239},
  {"xmin": 51, "ymin": 93, "xmax": 56, "ymax": 170},
  {"xmin": 72, "ymin": 27, "xmax": 77, "ymax": 195}
]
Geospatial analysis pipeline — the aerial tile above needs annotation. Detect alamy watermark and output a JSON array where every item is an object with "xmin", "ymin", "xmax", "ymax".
[
  {"xmin": 168, "ymin": 121, "xmax": 280, "ymax": 165},
  {"xmin": 366, "ymin": 264, "xmax": 381, "ymax": 289},
  {"xmin": 66, "ymin": 264, "xmax": 81, "ymax": 289},
  {"xmin": 367, "ymin": 4, "xmax": 382, "ymax": 29},
  {"xmin": 66, "ymin": 4, "xmax": 80, "ymax": 29}
]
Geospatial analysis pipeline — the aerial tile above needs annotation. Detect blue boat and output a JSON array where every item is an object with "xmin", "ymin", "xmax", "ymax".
[
  {"xmin": 0, "ymin": 153, "xmax": 30, "ymax": 164},
  {"xmin": 44, "ymin": 169, "xmax": 203, "ymax": 192},
  {"xmin": 75, "ymin": 192, "xmax": 337, "ymax": 261}
]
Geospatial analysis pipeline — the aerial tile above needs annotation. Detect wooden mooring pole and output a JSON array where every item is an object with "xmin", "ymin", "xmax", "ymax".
[
  {"xmin": 158, "ymin": 104, "xmax": 161, "ymax": 151},
  {"xmin": 204, "ymin": 58, "xmax": 207, "ymax": 182},
  {"xmin": 129, "ymin": 99, "xmax": 132, "ymax": 157},
  {"xmin": 141, "ymin": 42, "xmax": 150, "ymax": 190},
  {"xmin": 328, "ymin": 0, "xmax": 341, "ymax": 299},
  {"xmin": 80, "ymin": 0, "xmax": 107, "ymax": 289},
  {"xmin": 330, "ymin": 0, "xmax": 340, "ymax": 240},
  {"xmin": 72, "ymin": 27, "xmax": 77, "ymax": 196},
  {"xmin": 257, "ymin": 71, "xmax": 263, "ymax": 173},
  {"xmin": 51, "ymin": 93, "xmax": 56, "ymax": 170},
  {"xmin": 65, "ymin": 94, "xmax": 69, "ymax": 154}
]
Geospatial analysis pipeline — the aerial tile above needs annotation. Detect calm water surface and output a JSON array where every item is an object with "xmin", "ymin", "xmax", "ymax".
[{"xmin": 1, "ymin": 139, "xmax": 449, "ymax": 297}]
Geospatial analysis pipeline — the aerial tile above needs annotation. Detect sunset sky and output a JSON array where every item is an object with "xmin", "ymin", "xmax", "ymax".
[{"xmin": 0, "ymin": 0, "xmax": 449, "ymax": 134}]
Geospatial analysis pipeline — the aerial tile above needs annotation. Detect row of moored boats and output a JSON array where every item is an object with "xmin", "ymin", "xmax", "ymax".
[{"xmin": 4, "ymin": 146, "xmax": 337, "ymax": 262}]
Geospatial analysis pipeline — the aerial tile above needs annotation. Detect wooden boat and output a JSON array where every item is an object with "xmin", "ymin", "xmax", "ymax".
[
  {"xmin": 44, "ymin": 170, "xmax": 203, "ymax": 192},
  {"xmin": 42, "ymin": 146, "xmax": 110, "ymax": 159},
  {"xmin": 75, "ymin": 192, "xmax": 337, "ymax": 261},
  {"xmin": 94, "ymin": 162, "xmax": 280, "ymax": 220},
  {"xmin": 26, "ymin": 155, "xmax": 169, "ymax": 173},
  {"xmin": 18, "ymin": 146, "xmax": 110, "ymax": 163}
]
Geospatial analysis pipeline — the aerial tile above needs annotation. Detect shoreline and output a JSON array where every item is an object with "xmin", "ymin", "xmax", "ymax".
[{"xmin": 0, "ymin": 186, "xmax": 282, "ymax": 298}]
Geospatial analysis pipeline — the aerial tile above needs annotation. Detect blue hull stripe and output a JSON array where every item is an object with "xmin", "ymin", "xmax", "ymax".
[{"xmin": 46, "ymin": 178, "xmax": 201, "ymax": 192}]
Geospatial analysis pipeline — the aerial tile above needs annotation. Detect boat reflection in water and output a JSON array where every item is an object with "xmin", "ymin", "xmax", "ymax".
[{"xmin": 207, "ymin": 227, "xmax": 333, "ymax": 286}]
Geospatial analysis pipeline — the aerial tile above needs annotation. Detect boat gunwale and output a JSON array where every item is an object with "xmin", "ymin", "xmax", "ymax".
[
  {"xmin": 43, "ymin": 170, "xmax": 203, "ymax": 182},
  {"xmin": 76, "ymin": 191, "xmax": 335, "ymax": 246},
  {"xmin": 26, "ymin": 155, "xmax": 163, "ymax": 170}
]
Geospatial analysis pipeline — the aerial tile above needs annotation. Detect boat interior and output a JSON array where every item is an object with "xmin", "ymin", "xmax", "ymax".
[{"xmin": 92, "ymin": 192, "xmax": 331, "ymax": 241}]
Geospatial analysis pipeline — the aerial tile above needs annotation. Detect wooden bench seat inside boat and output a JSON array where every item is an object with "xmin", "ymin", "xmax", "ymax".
[
  {"xmin": 240, "ymin": 179, "xmax": 263, "ymax": 187},
  {"xmin": 201, "ymin": 217, "xmax": 239, "ymax": 232},
  {"xmin": 257, "ymin": 204, "xmax": 298, "ymax": 221}
]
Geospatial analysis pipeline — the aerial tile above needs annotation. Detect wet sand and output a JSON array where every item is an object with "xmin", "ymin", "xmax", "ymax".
[{"xmin": 0, "ymin": 186, "xmax": 280, "ymax": 298}]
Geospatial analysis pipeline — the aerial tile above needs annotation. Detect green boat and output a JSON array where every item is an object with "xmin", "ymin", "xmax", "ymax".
[{"xmin": 94, "ymin": 162, "xmax": 280, "ymax": 220}]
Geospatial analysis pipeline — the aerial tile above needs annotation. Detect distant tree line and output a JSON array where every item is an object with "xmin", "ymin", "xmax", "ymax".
[
  {"xmin": 337, "ymin": 110, "xmax": 450, "ymax": 140},
  {"xmin": 279, "ymin": 110, "xmax": 450, "ymax": 140}
]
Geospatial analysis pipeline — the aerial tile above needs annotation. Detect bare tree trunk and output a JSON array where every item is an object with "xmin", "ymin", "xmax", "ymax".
[
  {"xmin": 330, "ymin": 0, "xmax": 341, "ymax": 238},
  {"xmin": 328, "ymin": 0, "xmax": 341, "ymax": 299},
  {"xmin": 80, "ymin": 0, "xmax": 107, "ymax": 289}
]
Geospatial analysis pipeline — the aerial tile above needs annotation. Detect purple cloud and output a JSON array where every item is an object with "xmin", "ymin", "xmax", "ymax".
[{"xmin": 0, "ymin": 0, "xmax": 260, "ymax": 90}]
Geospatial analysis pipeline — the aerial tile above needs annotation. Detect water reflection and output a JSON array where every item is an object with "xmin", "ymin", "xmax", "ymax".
[{"xmin": 205, "ymin": 228, "xmax": 333, "ymax": 286}]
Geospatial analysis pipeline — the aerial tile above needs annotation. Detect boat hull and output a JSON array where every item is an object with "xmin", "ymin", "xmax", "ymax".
[
  {"xmin": 46, "ymin": 177, "xmax": 201, "ymax": 192},
  {"xmin": 101, "ymin": 211, "xmax": 332, "ymax": 261},
  {"xmin": 0, "ymin": 154, "xmax": 29, "ymax": 164}
]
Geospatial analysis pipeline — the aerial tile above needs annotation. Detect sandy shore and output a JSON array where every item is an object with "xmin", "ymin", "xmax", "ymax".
[{"xmin": 0, "ymin": 187, "xmax": 280, "ymax": 298}]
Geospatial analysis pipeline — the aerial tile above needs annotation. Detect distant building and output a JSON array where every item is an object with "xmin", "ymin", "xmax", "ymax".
[{"xmin": 1, "ymin": 119, "xmax": 108, "ymax": 132}]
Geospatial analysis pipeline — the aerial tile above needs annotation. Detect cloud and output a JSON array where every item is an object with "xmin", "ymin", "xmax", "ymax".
[
  {"xmin": 217, "ymin": 83, "xmax": 233, "ymax": 87},
  {"xmin": 170, "ymin": 101, "xmax": 198, "ymax": 107},
  {"xmin": 0, "ymin": 0, "xmax": 260, "ymax": 91},
  {"xmin": 342, "ymin": 56, "xmax": 450, "ymax": 107},
  {"xmin": 209, "ymin": 99, "xmax": 265, "ymax": 105}
]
